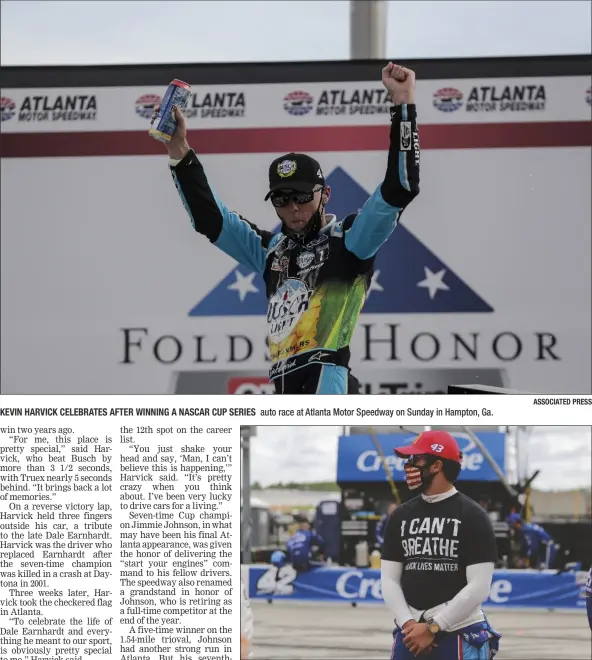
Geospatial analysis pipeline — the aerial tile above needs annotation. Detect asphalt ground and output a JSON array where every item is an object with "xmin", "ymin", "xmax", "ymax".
[{"xmin": 250, "ymin": 599, "xmax": 591, "ymax": 660}]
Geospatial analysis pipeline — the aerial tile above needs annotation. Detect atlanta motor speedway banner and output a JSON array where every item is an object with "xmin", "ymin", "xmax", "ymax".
[
  {"xmin": 243, "ymin": 564, "xmax": 588, "ymax": 610},
  {"xmin": 2, "ymin": 57, "xmax": 591, "ymax": 395}
]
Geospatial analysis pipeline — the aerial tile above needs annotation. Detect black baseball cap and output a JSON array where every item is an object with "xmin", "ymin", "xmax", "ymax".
[{"xmin": 264, "ymin": 152, "xmax": 325, "ymax": 200}]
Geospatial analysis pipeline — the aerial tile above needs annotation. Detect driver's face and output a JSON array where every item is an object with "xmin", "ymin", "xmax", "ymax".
[{"xmin": 275, "ymin": 189, "xmax": 324, "ymax": 233}]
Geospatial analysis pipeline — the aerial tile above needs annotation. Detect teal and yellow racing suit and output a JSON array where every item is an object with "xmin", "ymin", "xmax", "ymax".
[{"xmin": 170, "ymin": 104, "xmax": 420, "ymax": 394}]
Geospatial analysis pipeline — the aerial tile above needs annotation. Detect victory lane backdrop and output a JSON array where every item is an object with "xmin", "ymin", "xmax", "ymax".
[{"xmin": 1, "ymin": 58, "xmax": 590, "ymax": 394}]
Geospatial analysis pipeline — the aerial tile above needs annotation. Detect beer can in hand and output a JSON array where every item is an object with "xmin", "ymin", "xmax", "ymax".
[{"xmin": 148, "ymin": 79, "xmax": 191, "ymax": 143}]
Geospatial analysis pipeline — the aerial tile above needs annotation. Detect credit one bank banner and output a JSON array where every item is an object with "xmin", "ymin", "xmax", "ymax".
[
  {"xmin": 245, "ymin": 565, "xmax": 586, "ymax": 611},
  {"xmin": 337, "ymin": 432, "xmax": 506, "ymax": 483}
]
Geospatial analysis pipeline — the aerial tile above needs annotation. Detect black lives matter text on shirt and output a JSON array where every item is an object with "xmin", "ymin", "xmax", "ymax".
[{"xmin": 382, "ymin": 492, "xmax": 497, "ymax": 610}]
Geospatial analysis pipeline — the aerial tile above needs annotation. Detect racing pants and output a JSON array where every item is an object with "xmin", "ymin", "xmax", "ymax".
[
  {"xmin": 272, "ymin": 363, "xmax": 360, "ymax": 394},
  {"xmin": 391, "ymin": 620, "xmax": 501, "ymax": 660},
  {"xmin": 540, "ymin": 540, "xmax": 558, "ymax": 569},
  {"xmin": 528, "ymin": 540, "xmax": 558, "ymax": 569}
]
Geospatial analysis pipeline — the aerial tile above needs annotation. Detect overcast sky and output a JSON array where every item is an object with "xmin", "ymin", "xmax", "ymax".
[
  {"xmin": 1, "ymin": 0, "xmax": 590, "ymax": 66},
  {"xmin": 250, "ymin": 426, "xmax": 591, "ymax": 491}
]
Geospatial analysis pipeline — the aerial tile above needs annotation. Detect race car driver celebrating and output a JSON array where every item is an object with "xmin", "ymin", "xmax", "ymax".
[
  {"xmin": 154, "ymin": 63, "xmax": 420, "ymax": 394},
  {"xmin": 381, "ymin": 431, "xmax": 502, "ymax": 659}
]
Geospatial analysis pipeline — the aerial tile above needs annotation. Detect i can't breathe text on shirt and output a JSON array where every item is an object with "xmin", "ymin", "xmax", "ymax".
[{"xmin": 382, "ymin": 492, "xmax": 498, "ymax": 610}]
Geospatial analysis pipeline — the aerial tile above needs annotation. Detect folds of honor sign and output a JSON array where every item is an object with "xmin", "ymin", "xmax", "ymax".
[{"xmin": 148, "ymin": 79, "xmax": 192, "ymax": 143}]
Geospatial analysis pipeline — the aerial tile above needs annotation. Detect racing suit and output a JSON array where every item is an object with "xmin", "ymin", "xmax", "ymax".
[
  {"xmin": 286, "ymin": 528, "xmax": 325, "ymax": 572},
  {"xmin": 520, "ymin": 522, "xmax": 557, "ymax": 569},
  {"xmin": 170, "ymin": 104, "xmax": 420, "ymax": 394},
  {"xmin": 375, "ymin": 513, "xmax": 389, "ymax": 547}
]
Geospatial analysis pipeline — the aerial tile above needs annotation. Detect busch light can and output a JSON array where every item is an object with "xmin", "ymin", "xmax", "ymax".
[{"xmin": 148, "ymin": 79, "xmax": 191, "ymax": 143}]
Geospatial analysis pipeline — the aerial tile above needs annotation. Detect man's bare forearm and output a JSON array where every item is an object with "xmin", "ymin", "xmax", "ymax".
[
  {"xmin": 168, "ymin": 138, "xmax": 190, "ymax": 161},
  {"xmin": 390, "ymin": 90, "xmax": 415, "ymax": 105}
]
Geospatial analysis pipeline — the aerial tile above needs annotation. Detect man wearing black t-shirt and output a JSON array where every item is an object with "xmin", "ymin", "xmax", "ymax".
[{"xmin": 381, "ymin": 430, "xmax": 501, "ymax": 659}]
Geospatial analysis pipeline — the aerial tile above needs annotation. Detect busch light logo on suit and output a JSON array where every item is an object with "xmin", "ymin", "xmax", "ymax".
[
  {"xmin": 267, "ymin": 279, "xmax": 312, "ymax": 342},
  {"xmin": 337, "ymin": 432, "xmax": 506, "ymax": 482}
]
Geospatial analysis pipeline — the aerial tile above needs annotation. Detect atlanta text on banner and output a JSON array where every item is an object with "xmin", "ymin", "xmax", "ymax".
[{"xmin": 1, "ymin": 59, "xmax": 590, "ymax": 397}]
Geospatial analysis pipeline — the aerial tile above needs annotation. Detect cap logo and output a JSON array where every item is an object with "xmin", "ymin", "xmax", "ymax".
[
  {"xmin": 277, "ymin": 159, "xmax": 297, "ymax": 178},
  {"xmin": 412, "ymin": 433, "xmax": 423, "ymax": 445}
]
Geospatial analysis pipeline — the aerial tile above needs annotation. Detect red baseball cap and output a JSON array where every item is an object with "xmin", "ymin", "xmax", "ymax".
[{"xmin": 394, "ymin": 430, "xmax": 462, "ymax": 463}]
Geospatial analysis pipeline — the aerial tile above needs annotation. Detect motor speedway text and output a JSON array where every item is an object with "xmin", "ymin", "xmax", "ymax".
[{"xmin": 261, "ymin": 407, "xmax": 493, "ymax": 419}]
